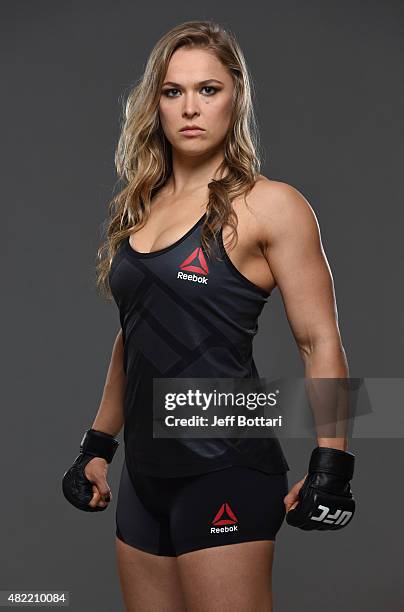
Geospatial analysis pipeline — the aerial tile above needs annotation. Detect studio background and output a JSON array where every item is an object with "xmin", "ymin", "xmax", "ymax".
[{"xmin": 2, "ymin": 1, "xmax": 403, "ymax": 610}]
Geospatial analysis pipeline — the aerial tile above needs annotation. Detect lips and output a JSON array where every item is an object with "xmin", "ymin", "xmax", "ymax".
[{"xmin": 180, "ymin": 126, "xmax": 204, "ymax": 132}]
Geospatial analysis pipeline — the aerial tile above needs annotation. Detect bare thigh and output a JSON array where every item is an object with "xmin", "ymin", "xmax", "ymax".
[
  {"xmin": 177, "ymin": 540, "xmax": 275, "ymax": 612},
  {"xmin": 115, "ymin": 537, "xmax": 187, "ymax": 612}
]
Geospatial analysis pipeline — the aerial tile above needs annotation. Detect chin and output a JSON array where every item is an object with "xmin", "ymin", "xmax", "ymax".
[{"xmin": 174, "ymin": 143, "xmax": 212, "ymax": 157}]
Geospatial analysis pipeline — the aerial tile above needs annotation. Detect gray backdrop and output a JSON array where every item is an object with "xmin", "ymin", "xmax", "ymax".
[{"xmin": 2, "ymin": 1, "xmax": 403, "ymax": 610}]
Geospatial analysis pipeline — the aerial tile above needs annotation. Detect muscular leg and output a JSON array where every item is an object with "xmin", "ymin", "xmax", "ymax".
[
  {"xmin": 115, "ymin": 537, "xmax": 187, "ymax": 612},
  {"xmin": 177, "ymin": 540, "xmax": 275, "ymax": 612}
]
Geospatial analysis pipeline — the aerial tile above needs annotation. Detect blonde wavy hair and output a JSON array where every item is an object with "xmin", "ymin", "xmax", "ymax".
[{"xmin": 96, "ymin": 19, "xmax": 262, "ymax": 299}]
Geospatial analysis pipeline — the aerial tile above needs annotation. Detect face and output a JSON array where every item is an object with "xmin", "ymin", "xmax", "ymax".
[{"xmin": 158, "ymin": 46, "xmax": 235, "ymax": 158}]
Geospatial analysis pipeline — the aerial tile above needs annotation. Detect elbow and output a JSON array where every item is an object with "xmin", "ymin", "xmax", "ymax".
[{"xmin": 297, "ymin": 335, "xmax": 348, "ymax": 364}]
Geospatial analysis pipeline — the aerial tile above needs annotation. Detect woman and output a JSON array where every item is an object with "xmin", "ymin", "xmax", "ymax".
[{"xmin": 63, "ymin": 20, "xmax": 354, "ymax": 611}]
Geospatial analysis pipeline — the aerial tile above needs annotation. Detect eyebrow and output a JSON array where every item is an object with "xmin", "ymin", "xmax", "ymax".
[{"xmin": 162, "ymin": 79, "xmax": 225, "ymax": 87}]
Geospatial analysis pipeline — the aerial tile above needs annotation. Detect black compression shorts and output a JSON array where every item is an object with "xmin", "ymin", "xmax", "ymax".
[{"xmin": 115, "ymin": 460, "xmax": 289, "ymax": 557}]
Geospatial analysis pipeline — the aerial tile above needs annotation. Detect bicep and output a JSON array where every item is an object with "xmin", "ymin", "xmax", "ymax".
[{"xmin": 264, "ymin": 187, "xmax": 341, "ymax": 354}]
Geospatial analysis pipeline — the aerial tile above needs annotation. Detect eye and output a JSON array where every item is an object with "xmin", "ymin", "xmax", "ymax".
[
  {"xmin": 201, "ymin": 86, "xmax": 218, "ymax": 96},
  {"xmin": 163, "ymin": 88, "xmax": 181, "ymax": 98}
]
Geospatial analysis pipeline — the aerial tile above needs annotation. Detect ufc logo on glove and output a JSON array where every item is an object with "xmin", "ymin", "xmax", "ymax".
[{"xmin": 311, "ymin": 504, "xmax": 354, "ymax": 527}]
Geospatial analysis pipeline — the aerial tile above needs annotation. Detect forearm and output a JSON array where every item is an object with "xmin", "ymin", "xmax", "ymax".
[
  {"xmin": 91, "ymin": 329, "xmax": 127, "ymax": 437},
  {"xmin": 301, "ymin": 341, "xmax": 349, "ymax": 452}
]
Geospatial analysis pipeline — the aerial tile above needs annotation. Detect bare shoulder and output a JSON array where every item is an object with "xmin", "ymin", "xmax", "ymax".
[{"xmin": 246, "ymin": 175, "xmax": 321, "ymax": 247}]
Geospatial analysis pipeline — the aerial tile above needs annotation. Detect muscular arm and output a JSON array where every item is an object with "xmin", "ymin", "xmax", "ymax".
[
  {"xmin": 258, "ymin": 181, "xmax": 349, "ymax": 451},
  {"xmin": 91, "ymin": 328, "xmax": 127, "ymax": 437}
]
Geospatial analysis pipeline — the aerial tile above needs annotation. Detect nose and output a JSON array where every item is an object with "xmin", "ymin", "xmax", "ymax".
[{"xmin": 182, "ymin": 93, "xmax": 200, "ymax": 118}]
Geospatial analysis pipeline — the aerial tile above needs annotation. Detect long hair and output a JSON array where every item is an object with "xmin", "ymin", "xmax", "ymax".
[{"xmin": 96, "ymin": 19, "xmax": 262, "ymax": 299}]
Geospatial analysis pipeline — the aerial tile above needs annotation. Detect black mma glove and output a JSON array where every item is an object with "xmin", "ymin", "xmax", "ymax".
[
  {"xmin": 62, "ymin": 428, "xmax": 119, "ymax": 512},
  {"xmin": 286, "ymin": 446, "xmax": 356, "ymax": 531}
]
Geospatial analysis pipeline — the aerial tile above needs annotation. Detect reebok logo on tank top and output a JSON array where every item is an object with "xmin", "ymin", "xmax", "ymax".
[
  {"xmin": 177, "ymin": 247, "xmax": 209, "ymax": 284},
  {"xmin": 210, "ymin": 502, "xmax": 239, "ymax": 533}
]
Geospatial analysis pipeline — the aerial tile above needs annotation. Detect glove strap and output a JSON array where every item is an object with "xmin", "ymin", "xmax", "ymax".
[
  {"xmin": 309, "ymin": 446, "xmax": 355, "ymax": 480},
  {"xmin": 80, "ymin": 429, "xmax": 119, "ymax": 464}
]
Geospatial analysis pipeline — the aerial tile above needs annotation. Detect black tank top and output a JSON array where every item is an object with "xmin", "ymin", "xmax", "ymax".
[{"xmin": 108, "ymin": 212, "xmax": 289, "ymax": 477}]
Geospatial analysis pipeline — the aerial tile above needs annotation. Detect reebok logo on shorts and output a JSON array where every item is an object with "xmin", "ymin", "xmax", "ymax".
[
  {"xmin": 210, "ymin": 502, "xmax": 239, "ymax": 534},
  {"xmin": 178, "ymin": 247, "xmax": 209, "ymax": 284}
]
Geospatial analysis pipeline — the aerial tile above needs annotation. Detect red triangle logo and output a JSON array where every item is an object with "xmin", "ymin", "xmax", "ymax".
[
  {"xmin": 179, "ymin": 247, "xmax": 209, "ymax": 275},
  {"xmin": 211, "ymin": 502, "xmax": 238, "ymax": 526}
]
